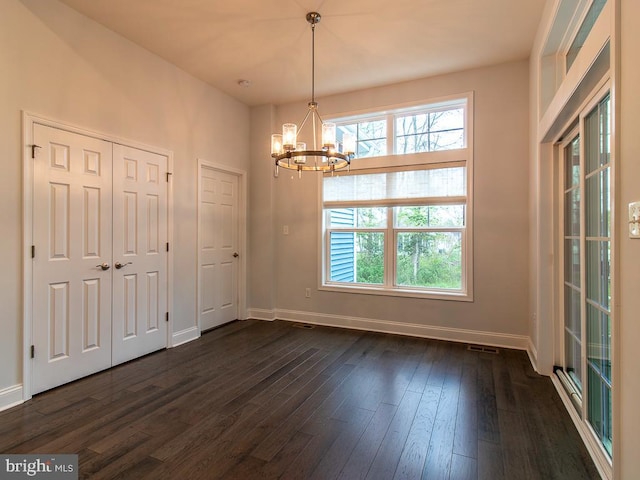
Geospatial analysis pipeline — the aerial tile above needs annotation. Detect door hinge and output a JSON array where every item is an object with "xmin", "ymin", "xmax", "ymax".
[
  {"xmin": 30, "ymin": 144, "xmax": 41, "ymax": 159},
  {"xmin": 31, "ymin": 245, "xmax": 35, "ymax": 259},
  {"xmin": 165, "ymin": 312, "xmax": 169, "ymax": 323},
  {"xmin": 166, "ymin": 172, "xmax": 172, "ymax": 182},
  {"xmin": 30, "ymin": 345, "xmax": 35, "ymax": 359},
  {"xmin": 166, "ymin": 242, "xmax": 169, "ymax": 252}
]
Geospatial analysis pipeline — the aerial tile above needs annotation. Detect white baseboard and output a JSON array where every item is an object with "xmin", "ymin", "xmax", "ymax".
[
  {"xmin": 246, "ymin": 308, "xmax": 276, "ymax": 321},
  {"xmin": 0, "ymin": 384, "xmax": 24, "ymax": 413},
  {"xmin": 171, "ymin": 326, "xmax": 200, "ymax": 347},
  {"xmin": 254, "ymin": 308, "xmax": 529, "ymax": 350},
  {"xmin": 527, "ymin": 337, "xmax": 539, "ymax": 372}
]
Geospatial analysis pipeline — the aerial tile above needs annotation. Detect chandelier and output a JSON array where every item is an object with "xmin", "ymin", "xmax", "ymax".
[{"xmin": 271, "ymin": 12, "xmax": 355, "ymax": 177}]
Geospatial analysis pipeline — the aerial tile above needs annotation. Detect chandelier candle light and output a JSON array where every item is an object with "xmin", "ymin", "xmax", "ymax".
[{"xmin": 271, "ymin": 12, "xmax": 356, "ymax": 177}]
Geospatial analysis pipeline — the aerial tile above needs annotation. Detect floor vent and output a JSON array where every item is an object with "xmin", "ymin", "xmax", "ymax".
[
  {"xmin": 467, "ymin": 344, "xmax": 500, "ymax": 354},
  {"xmin": 292, "ymin": 323, "xmax": 315, "ymax": 329}
]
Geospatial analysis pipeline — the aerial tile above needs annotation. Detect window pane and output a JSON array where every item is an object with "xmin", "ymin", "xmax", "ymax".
[
  {"xmin": 395, "ymin": 108, "xmax": 464, "ymax": 153},
  {"xmin": 585, "ymin": 168, "xmax": 610, "ymax": 238},
  {"xmin": 329, "ymin": 231, "xmax": 355, "ymax": 282},
  {"xmin": 358, "ymin": 120, "xmax": 386, "ymax": 140},
  {"xmin": 585, "ymin": 95, "xmax": 610, "ymax": 174},
  {"xmin": 396, "ymin": 113, "xmax": 429, "ymax": 135},
  {"xmin": 430, "ymin": 108, "xmax": 464, "ymax": 131},
  {"xmin": 357, "ymin": 208, "xmax": 387, "ymax": 228},
  {"xmin": 356, "ymin": 232, "xmax": 384, "ymax": 284},
  {"xmin": 358, "ymin": 139, "xmax": 386, "ymax": 158},
  {"xmin": 566, "ymin": 0, "xmax": 608, "ymax": 72},
  {"xmin": 565, "ymin": 284, "xmax": 582, "ymax": 393},
  {"xmin": 396, "ymin": 232, "xmax": 462, "ymax": 289},
  {"xmin": 564, "ymin": 239, "xmax": 580, "ymax": 288},
  {"xmin": 564, "ymin": 189, "xmax": 580, "ymax": 236},
  {"xmin": 586, "ymin": 240, "xmax": 610, "ymax": 310},
  {"xmin": 329, "ymin": 231, "xmax": 385, "ymax": 284},
  {"xmin": 396, "ymin": 133, "xmax": 428, "ymax": 154},
  {"xmin": 588, "ymin": 364, "xmax": 612, "ymax": 457},
  {"xmin": 329, "ymin": 208, "xmax": 355, "ymax": 228},
  {"xmin": 565, "ymin": 137, "xmax": 580, "ymax": 189},
  {"xmin": 337, "ymin": 121, "xmax": 387, "ymax": 158},
  {"xmin": 328, "ymin": 208, "xmax": 386, "ymax": 228},
  {"xmin": 430, "ymin": 130, "xmax": 464, "ymax": 151},
  {"xmin": 587, "ymin": 304, "xmax": 611, "ymax": 383},
  {"xmin": 395, "ymin": 205, "xmax": 465, "ymax": 228}
]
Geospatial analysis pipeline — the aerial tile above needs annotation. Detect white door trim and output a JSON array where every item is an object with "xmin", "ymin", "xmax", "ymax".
[
  {"xmin": 197, "ymin": 158, "xmax": 248, "ymax": 333},
  {"xmin": 22, "ymin": 111, "xmax": 175, "ymax": 400}
]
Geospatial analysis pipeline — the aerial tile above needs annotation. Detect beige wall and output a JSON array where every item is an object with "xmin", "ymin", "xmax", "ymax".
[
  {"xmin": 250, "ymin": 61, "xmax": 530, "ymax": 339},
  {"xmin": 0, "ymin": 0, "xmax": 249, "ymax": 392}
]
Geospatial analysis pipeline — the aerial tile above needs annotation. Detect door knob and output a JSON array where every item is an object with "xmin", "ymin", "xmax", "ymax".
[
  {"xmin": 115, "ymin": 261, "xmax": 133, "ymax": 269},
  {"xmin": 96, "ymin": 262, "xmax": 110, "ymax": 271},
  {"xmin": 233, "ymin": 252, "xmax": 239, "ymax": 258}
]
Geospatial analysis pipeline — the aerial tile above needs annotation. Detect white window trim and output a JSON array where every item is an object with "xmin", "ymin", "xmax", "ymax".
[{"xmin": 317, "ymin": 92, "xmax": 474, "ymax": 302}]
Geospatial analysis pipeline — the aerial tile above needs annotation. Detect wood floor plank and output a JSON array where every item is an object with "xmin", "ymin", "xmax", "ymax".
[
  {"xmin": 250, "ymin": 363, "xmax": 356, "ymax": 462},
  {"xmin": 421, "ymin": 370, "xmax": 462, "ymax": 480},
  {"xmin": 392, "ymin": 385, "xmax": 440, "ymax": 480},
  {"xmin": 309, "ymin": 405, "xmax": 374, "ymax": 480},
  {"xmin": 477, "ymin": 440, "xmax": 505, "ymax": 480},
  {"xmin": 449, "ymin": 454, "xmax": 477, "ymax": 480},
  {"xmin": 365, "ymin": 390, "xmax": 423, "ymax": 480},
  {"xmin": 338, "ymin": 401, "xmax": 399, "ymax": 480},
  {"xmin": 279, "ymin": 418, "xmax": 344, "ymax": 480},
  {"xmin": 0, "ymin": 320, "xmax": 600, "ymax": 480},
  {"xmin": 453, "ymin": 362, "xmax": 478, "ymax": 459},
  {"xmin": 253, "ymin": 430, "xmax": 314, "ymax": 479},
  {"xmin": 477, "ymin": 357, "xmax": 500, "ymax": 445},
  {"xmin": 498, "ymin": 408, "xmax": 536, "ymax": 479}
]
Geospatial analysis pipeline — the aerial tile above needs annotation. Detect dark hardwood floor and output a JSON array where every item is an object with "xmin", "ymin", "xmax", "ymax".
[{"xmin": 0, "ymin": 320, "xmax": 600, "ymax": 479}]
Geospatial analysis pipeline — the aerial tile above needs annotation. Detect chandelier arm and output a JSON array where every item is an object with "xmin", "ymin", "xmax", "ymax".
[{"xmin": 298, "ymin": 106, "xmax": 313, "ymax": 133}]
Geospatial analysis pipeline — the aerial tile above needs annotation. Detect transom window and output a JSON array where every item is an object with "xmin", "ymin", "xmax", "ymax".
[{"xmin": 334, "ymin": 99, "xmax": 467, "ymax": 160}]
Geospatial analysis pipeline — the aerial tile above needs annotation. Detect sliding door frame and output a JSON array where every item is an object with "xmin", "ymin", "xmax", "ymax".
[{"xmin": 553, "ymin": 78, "xmax": 616, "ymax": 475}]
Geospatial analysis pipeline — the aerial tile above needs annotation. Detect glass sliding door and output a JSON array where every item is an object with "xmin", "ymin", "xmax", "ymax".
[
  {"xmin": 563, "ymin": 135, "xmax": 582, "ymax": 392},
  {"xmin": 559, "ymin": 92, "xmax": 612, "ymax": 459},
  {"xmin": 584, "ymin": 94, "xmax": 612, "ymax": 456}
]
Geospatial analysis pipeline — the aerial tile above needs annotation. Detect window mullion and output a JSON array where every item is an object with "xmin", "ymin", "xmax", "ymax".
[
  {"xmin": 386, "ymin": 207, "xmax": 394, "ymax": 288},
  {"xmin": 387, "ymin": 115, "xmax": 394, "ymax": 155}
]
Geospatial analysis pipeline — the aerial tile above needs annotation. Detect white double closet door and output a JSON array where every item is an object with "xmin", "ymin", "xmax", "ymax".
[{"xmin": 31, "ymin": 124, "xmax": 168, "ymax": 394}]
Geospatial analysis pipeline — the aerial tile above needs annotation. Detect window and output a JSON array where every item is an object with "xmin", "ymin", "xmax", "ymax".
[
  {"xmin": 323, "ymin": 164, "xmax": 469, "ymax": 299},
  {"xmin": 323, "ymin": 96, "xmax": 471, "ymax": 299},
  {"xmin": 334, "ymin": 99, "xmax": 466, "ymax": 160},
  {"xmin": 566, "ymin": 0, "xmax": 607, "ymax": 72}
]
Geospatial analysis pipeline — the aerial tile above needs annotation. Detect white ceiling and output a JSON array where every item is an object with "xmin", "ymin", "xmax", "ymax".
[{"xmin": 58, "ymin": 0, "xmax": 548, "ymax": 106}]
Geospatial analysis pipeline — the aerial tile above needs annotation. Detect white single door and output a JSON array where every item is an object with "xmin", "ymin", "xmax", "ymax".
[
  {"xmin": 199, "ymin": 165, "xmax": 239, "ymax": 331},
  {"xmin": 111, "ymin": 144, "xmax": 168, "ymax": 365},
  {"xmin": 32, "ymin": 124, "xmax": 113, "ymax": 394}
]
